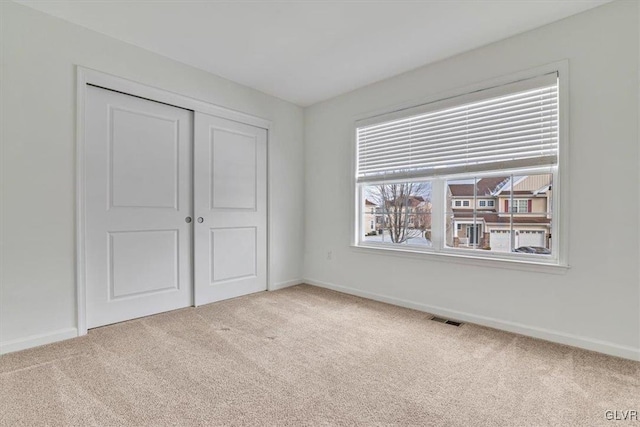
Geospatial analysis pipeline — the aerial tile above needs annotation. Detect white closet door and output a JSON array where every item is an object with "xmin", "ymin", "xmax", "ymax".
[
  {"xmin": 193, "ymin": 112, "xmax": 267, "ymax": 305},
  {"xmin": 85, "ymin": 86, "xmax": 193, "ymax": 328}
]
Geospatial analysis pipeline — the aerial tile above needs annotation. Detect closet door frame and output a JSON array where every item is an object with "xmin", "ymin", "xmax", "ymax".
[{"xmin": 76, "ymin": 66, "xmax": 272, "ymax": 336}]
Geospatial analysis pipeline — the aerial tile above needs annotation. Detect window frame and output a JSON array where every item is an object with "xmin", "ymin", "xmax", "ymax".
[
  {"xmin": 356, "ymin": 167, "xmax": 558, "ymax": 262},
  {"xmin": 351, "ymin": 62, "xmax": 569, "ymax": 270}
]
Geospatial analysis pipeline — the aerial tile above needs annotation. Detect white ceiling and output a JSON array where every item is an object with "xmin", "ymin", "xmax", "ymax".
[{"xmin": 16, "ymin": 0, "xmax": 610, "ymax": 106}]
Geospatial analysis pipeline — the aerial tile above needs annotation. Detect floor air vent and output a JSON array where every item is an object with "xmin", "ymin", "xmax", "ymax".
[{"xmin": 431, "ymin": 316, "xmax": 463, "ymax": 327}]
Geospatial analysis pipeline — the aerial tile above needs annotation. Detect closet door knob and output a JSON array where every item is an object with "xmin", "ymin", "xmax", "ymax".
[
  {"xmin": 197, "ymin": 217, "xmax": 204, "ymax": 223},
  {"xmin": 185, "ymin": 217, "xmax": 192, "ymax": 223}
]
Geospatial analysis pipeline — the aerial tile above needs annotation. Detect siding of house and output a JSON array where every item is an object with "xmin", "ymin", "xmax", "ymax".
[
  {"xmin": 513, "ymin": 174, "xmax": 552, "ymax": 192},
  {"xmin": 363, "ymin": 204, "xmax": 377, "ymax": 234},
  {"xmin": 531, "ymin": 198, "xmax": 548, "ymax": 214}
]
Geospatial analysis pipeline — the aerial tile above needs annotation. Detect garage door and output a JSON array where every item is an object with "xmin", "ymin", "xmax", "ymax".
[
  {"xmin": 490, "ymin": 229, "xmax": 546, "ymax": 253},
  {"xmin": 490, "ymin": 230, "xmax": 511, "ymax": 253},
  {"xmin": 518, "ymin": 230, "xmax": 545, "ymax": 247}
]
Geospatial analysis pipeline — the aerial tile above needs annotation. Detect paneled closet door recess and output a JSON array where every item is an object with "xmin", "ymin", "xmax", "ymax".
[
  {"xmin": 84, "ymin": 86, "xmax": 194, "ymax": 328},
  {"xmin": 193, "ymin": 112, "xmax": 267, "ymax": 306}
]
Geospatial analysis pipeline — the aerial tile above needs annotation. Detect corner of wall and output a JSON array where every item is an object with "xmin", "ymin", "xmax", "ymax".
[{"xmin": 270, "ymin": 279, "xmax": 304, "ymax": 291}]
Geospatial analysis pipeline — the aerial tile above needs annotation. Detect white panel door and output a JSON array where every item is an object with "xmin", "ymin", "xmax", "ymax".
[
  {"xmin": 194, "ymin": 112, "xmax": 267, "ymax": 305},
  {"xmin": 85, "ymin": 86, "xmax": 193, "ymax": 328}
]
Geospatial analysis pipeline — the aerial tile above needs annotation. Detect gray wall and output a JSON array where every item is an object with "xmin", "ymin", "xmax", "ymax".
[
  {"xmin": 0, "ymin": 1, "xmax": 305, "ymax": 350},
  {"xmin": 303, "ymin": 1, "xmax": 640, "ymax": 359}
]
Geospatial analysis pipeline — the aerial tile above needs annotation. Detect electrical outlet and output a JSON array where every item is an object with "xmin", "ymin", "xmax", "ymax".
[{"xmin": 327, "ymin": 251, "xmax": 332, "ymax": 260}]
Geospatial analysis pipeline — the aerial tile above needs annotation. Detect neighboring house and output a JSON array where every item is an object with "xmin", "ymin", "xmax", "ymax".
[
  {"xmin": 364, "ymin": 196, "xmax": 432, "ymax": 238},
  {"xmin": 363, "ymin": 199, "xmax": 377, "ymax": 235},
  {"xmin": 380, "ymin": 196, "xmax": 430, "ymax": 229},
  {"xmin": 415, "ymin": 200, "xmax": 433, "ymax": 236},
  {"xmin": 446, "ymin": 175, "xmax": 552, "ymax": 252}
]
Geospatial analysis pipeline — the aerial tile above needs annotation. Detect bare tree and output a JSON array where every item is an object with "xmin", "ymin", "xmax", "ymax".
[{"xmin": 368, "ymin": 182, "xmax": 431, "ymax": 243}]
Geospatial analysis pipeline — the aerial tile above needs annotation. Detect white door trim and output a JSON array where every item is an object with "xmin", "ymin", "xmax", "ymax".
[{"xmin": 76, "ymin": 66, "xmax": 273, "ymax": 336}]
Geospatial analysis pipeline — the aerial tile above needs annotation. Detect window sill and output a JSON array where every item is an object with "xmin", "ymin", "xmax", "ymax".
[{"xmin": 350, "ymin": 243, "xmax": 569, "ymax": 275}]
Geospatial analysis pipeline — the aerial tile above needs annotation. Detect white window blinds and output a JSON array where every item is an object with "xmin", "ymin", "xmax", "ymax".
[{"xmin": 356, "ymin": 73, "xmax": 558, "ymax": 182}]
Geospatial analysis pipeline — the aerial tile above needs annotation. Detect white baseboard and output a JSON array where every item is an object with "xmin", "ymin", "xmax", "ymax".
[
  {"xmin": 0, "ymin": 327, "xmax": 78, "ymax": 355},
  {"xmin": 305, "ymin": 278, "xmax": 640, "ymax": 362},
  {"xmin": 0, "ymin": 281, "xmax": 304, "ymax": 354},
  {"xmin": 269, "ymin": 278, "xmax": 304, "ymax": 291}
]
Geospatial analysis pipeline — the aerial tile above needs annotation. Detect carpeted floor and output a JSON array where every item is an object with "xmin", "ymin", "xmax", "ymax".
[{"xmin": 1, "ymin": 284, "xmax": 638, "ymax": 426}]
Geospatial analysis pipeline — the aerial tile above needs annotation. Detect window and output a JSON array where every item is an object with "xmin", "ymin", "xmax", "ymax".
[
  {"xmin": 355, "ymin": 71, "xmax": 561, "ymax": 265},
  {"xmin": 507, "ymin": 199, "xmax": 530, "ymax": 213}
]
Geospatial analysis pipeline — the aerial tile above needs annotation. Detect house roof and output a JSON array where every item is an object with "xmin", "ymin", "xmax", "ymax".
[
  {"xmin": 451, "ymin": 210, "xmax": 551, "ymax": 224},
  {"xmin": 364, "ymin": 199, "xmax": 376, "ymax": 206},
  {"xmin": 448, "ymin": 177, "xmax": 509, "ymax": 197},
  {"xmin": 497, "ymin": 190, "xmax": 536, "ymax": 196},
  {"xmin": 448, "ymin": 184, "xmax": 474, "ymax": 197}
]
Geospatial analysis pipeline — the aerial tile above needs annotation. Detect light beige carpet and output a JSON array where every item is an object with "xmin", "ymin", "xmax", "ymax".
[{"xmin": 1, "ymin": 285, "xmax": 638, "ymax": 426}]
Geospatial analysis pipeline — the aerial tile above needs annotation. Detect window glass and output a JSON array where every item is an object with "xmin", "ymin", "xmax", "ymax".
[
  {"xmin": 362, "ymin": 181, "xmax": 432, "ymax": 247},
  {"xmin": 445, "ymin": 174, "xmax": 552, "ymax": 255}
]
